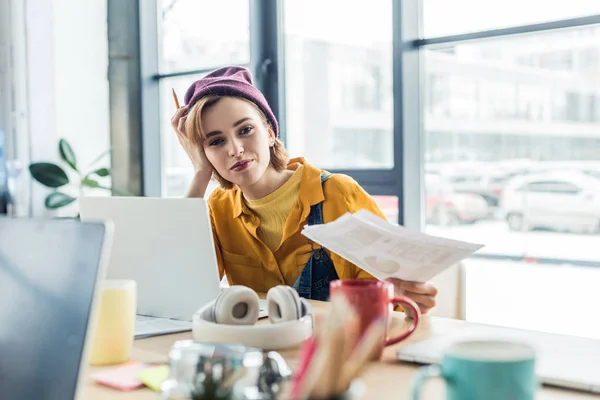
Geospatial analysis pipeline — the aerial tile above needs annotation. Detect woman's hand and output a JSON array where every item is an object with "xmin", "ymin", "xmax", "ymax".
[
  {"xmin": 387, "ymin": 278, "xmax": 438, "ymax": 318},
  {"xmin": 170, "ymin": 106, "xmax": 212, "ymax": 173}
]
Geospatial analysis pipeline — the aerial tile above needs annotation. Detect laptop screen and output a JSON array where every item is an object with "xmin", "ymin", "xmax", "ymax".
[{"xmin": 0, "ymin": 218, "xmax": 107, "ymax": 400}]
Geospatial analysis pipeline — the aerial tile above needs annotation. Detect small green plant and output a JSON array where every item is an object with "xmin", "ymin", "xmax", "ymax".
[{"xmin": 28, "ymin": 138, "xmax": 126, "ymax": 210}]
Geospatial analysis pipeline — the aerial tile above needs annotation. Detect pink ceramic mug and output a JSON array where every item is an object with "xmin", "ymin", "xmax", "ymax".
[{"xmin": 330, "ymin": 279, "xmax": 420, "ymax": 358}]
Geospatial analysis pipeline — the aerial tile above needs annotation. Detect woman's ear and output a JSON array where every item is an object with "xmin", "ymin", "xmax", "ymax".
[{"xmin": 268, "ymin": 127, "xmax": 276, "ymax": 147}]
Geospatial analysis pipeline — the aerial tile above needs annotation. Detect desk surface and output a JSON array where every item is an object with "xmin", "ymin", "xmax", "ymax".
[{"xmin": 81, "ymin": 301, "xmax": 600, "ymax": 400}]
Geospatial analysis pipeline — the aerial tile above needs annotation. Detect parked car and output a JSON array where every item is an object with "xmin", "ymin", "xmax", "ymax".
[
  {"xmin": 444, "ymin": 163, "xmax": 547, "ymax": 208},
  {"xmin": 446, "ymin": 171, "xmax": 509, "ymax": 208},
  {"xmin": 425, "ymin": 173, "xmax": 489, "ymax": 225},
  {"xmin": 500, "ymin": 171, "xmax": 600, "ymax": 234},
  {"xmin": 372, "ymin": 174, "xmax": 488, "ymax": 225},
  {"xmin": 427, "ymin": 161, "xmax": 519, "ymax": 209}
]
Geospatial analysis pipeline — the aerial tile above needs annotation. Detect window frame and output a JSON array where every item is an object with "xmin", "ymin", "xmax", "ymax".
[{"xmin": 133, "ymin": 0, "xmax": 600, "ymax": 229}]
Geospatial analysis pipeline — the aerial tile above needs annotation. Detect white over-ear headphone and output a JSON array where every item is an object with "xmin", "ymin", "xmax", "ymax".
[{"xmin": 192, "ymin": 285, "xmax": 314, "ymax": 350}]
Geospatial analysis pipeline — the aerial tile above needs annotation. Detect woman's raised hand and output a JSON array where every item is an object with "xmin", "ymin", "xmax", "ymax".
[{"xmin": 170, "ymin": 106, "xmax": 212, "ymax": 173}]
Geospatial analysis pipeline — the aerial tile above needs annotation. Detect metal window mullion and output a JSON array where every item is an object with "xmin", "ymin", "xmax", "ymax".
[
  {"xmin": 138, "ymin": 0, "xmax": 161, "ymax": 196},
  {"xmin": 415, "ymin": 14, "xmax": 600, "ymax": 48},
  {"xmin": 325, "ymin": 169, "xmax": 397, "ymax": 187},
  {"xmin": 353, "ymin": 184, "xmax": 402, "ymax": 197},
  {"xmin": 249, "ymin": 0, "xmax": 286, "ymax": 144},
  {"xmin": 394, "ymin": 0, "xmax": 423, "ymax": 230},
  {"xmin": 153, "ymin": 63, "xmax": 252, "ymax": 81}
]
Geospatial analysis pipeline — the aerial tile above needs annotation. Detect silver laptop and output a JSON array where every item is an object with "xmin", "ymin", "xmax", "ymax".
[
  {"xmin": 79, "ymin": 197, "xmax": 267, "ymax": 337},
  {"xmin": 0, "ymin": 217, "xmax": 113, "ymax": 400},
  {"xmin": 397, "ymin": 321, "xmax": 600, "ymax": 393}
]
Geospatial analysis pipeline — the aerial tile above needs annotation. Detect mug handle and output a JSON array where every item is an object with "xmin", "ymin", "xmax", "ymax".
[
  {"xmin": 412, "ymin": 365, "xmax": 442, "ymax": 400},
  {"xmin": 384, "ymin": 296, "xmax": 421, "ymax": 346}
]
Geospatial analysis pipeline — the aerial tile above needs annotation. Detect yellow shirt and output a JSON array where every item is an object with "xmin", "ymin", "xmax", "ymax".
[
  {"xmin": 244, "ymin": 165, "xmax": 303, "ymax": 252},
  {"xmin": 207, "ymin": 157, "xmax": 383, "ymax": 293}
]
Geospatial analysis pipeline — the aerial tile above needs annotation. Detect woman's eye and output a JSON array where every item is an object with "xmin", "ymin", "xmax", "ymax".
[
  {"xmin": 239, "ymin": 125, "xmax": 253, "ymax": 135},
  {"xmin": 208, "ymin": 138, "xmax": 224, "ymax": 146}
]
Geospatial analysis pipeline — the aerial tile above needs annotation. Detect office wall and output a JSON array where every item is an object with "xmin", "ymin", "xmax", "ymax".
[{"xmin": 24, "ymin": 0, "xmax": 110, "ymax": 216}]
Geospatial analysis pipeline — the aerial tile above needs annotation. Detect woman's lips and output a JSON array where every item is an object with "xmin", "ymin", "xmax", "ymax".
[{"xmin": 231, "ymin": 160, "xmax": 253, "ymax": 171}]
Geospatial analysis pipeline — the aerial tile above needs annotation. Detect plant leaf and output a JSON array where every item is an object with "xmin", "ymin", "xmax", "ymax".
[
  {"xmin": 92, "ymin": 167, "xmax": 110, "ymax": 177},
  {"xmin": 59, "ymin": 138, "xmax": 78, "ymax": 171},
  {"xmin": 29, "ymin": 162, "xmax": 70, "ymax": 188},
  {"xmin": 82, "ymin": 177, "xmax": 99, "ymax": 188},
  {"xmin": 44, "ymin": 192, "xmax": 76, "ymax": 209}
]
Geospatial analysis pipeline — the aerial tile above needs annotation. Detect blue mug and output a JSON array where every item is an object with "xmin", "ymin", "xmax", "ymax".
[{"xmin": 412, "ymin": 340, "xmax": 537, "ymax": 400}]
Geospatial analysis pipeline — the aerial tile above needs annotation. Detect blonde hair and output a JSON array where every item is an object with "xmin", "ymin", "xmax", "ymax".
[{"xmin": 184, "ymin": 95, "xmax": 289, "ymax": 190}]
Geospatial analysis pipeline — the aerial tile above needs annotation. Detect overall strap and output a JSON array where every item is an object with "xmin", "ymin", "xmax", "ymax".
[
  {"xmin": 293, "ymin": 172, "xmax": 340, "ymax": 300},
  {"xmin": 320, "ymin": 173, "xmax": 332, "ymax": 183},
  {"xmin": 307, "ymin": 173, "xmax": 332, "ymax": 226}
]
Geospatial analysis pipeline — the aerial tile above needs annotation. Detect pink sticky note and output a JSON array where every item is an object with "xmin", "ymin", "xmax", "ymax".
[{"xmin": 90, "ymin": 362, "xmax": 152, "ymax": 391}]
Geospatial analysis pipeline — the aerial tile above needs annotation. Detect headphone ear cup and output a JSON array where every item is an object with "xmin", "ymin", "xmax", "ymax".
[
  {"xmin": 300, "ymin": 299, "xmax": 309, "ymax": 317},
  {"xmin": 267, "ymin": 286, "xmax": 302, "ymax": 324},
  {"xmin": 197, "ymin": 300, "xmax": 217, "ymax": 322},
  {"xmin": 214, "ymin": 286, "xmax": 260, "ymax": 325}
]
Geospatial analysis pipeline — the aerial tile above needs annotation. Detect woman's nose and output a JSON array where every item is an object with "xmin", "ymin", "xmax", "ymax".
[{"xmin": 228, "ymin": 139, "xmax": 243, "ymax": 157}]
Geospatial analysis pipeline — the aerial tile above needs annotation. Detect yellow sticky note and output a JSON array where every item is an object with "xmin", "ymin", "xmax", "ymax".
[{"xmin": 137, "ymin": 365, "xmax": 170, "ymax": 392}]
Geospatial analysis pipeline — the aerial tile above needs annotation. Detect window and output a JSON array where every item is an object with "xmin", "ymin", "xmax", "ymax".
[
  {"xmin": 331, "ymin": 129, "xmax": 393, "ymax": 168},
  {"xmin": 423, "ymin": 24, "xmax": 600, "ymax": 338},
  {"xmin": 159, "ymin": 0, "xmax": 250, "ymax": 73},
  {"xmin": 425, "ymin": 173, "xmax": 453, "ymax": 195},
  {"xmin": 160, "ymin": 74, "xmax": 206, "ymax": 197},
  {"xmin": 423, "ymin": 26, "xmax": 600, "ymax": 164},
  {"xmin": 139, "ymin": 0, "xmax": 600, "ymax": 342},
  {"xmin": 283, "ymin": 0, "xmax": 394, "ymax": 169},
  {"xmin": 157, "ymin": 1, "xmax": 251, "ymax": 197},
  {"xmin": 423, "ymin": 0, "xmax": 600, "ymax": 38},
  {"xmin": 372, "ymin": 196, "xmax": 399, "ymax": 223}
]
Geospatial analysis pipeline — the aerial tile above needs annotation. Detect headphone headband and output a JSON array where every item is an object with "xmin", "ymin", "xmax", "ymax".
[
  {"xmin": 192, "ymin": 312, "xmax": 313, "ymax": 350},
  {"xmin": 193, "ymin": 291, "xmax": 314, "ymax": 350}
]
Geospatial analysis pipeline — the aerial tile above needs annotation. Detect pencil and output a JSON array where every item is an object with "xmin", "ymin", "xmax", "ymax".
[
  {"xmin": 288, "ymin": 337, "xmax": 318, "ymax": 399},
  {"xmin": 307, "ymin": 295, "xmax": 346, "ymax": 399},
  {"xmin": 338, "ymin": 317, "xmax": 387, "ymax": 391},
  {"xmin": 172, "ymin": 88, "xmax": 180, "ymax": 109},
  {"xmin": 290, "ymin": 293, "xmax": 377, "ymax": 399}
]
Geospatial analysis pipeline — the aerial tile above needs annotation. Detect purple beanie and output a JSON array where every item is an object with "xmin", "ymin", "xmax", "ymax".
[{"xmin": 183, "ymin": 66, "xmax": 279, "ymax": 137}]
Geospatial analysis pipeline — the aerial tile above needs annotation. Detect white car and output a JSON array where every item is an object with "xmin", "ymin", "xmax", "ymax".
[{"xmin": 500, "ymin": 171, "xmax": 600, "ymax": 234}]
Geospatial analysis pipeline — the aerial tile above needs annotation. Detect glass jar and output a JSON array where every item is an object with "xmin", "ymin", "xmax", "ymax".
[{"xmin": 161, "ymin": 340, "xmax": 292, "ymax": 400}]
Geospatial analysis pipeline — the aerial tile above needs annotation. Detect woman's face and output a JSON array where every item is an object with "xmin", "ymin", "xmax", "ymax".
[{"xmin": 201, "ymin": 97, "xmax": 275, "ymax": 189}]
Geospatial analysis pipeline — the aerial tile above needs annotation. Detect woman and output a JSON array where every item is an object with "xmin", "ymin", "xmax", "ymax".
[{"xmin": 171, "ymin": 66, "xmax": 437, "ymax": 314}]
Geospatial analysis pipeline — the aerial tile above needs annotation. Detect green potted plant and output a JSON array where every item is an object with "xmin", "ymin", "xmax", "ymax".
[{"xmin": 28, "ymin": 138, "xmax": 127, "ymax": 214}]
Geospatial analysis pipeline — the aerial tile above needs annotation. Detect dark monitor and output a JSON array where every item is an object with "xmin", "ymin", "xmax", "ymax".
[{"xmin": 0, "ymin": 217, "xmax": 111, "ymax": 400}]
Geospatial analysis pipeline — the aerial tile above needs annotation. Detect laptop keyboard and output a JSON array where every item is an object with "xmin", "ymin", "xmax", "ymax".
[{"xmin": 135, "ymin": 315, "xmax": 192, "ymax": 339}]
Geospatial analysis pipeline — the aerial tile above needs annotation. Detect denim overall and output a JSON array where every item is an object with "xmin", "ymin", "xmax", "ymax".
[{"xmin": 292, "ymin": 173, "xmax": 339, "ymax": 301}]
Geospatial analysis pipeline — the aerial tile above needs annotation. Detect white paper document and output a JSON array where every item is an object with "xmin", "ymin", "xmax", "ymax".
[{"xmin": 301, "ymin": 209, "xmax": 484, "ymax": 282}]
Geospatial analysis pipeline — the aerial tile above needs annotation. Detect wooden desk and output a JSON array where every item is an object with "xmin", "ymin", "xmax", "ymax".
[{"xmin": 82, "ymin": 301, "xmax": 599, "ymax": 399}]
